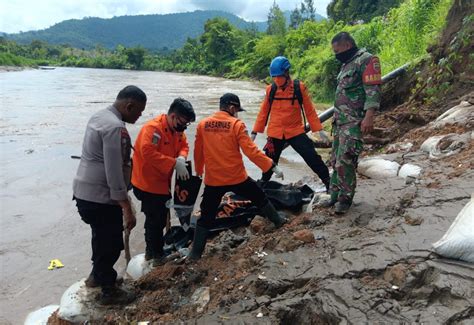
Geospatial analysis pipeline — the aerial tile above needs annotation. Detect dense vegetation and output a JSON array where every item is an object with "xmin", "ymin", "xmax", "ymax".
[{"xmin": 1, "ymin": 0, "xmax": 454, "ymax": 103}]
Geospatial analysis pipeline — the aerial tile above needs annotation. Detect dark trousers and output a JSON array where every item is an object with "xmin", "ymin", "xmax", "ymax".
[
  {"xmin": 198, "ymin": 177, "xmax": 268, "ymax": 229},
  {"xmin": 133, "ymin": 187, "xmax": 171, "ymax": 259},
  {"xmin": 76, "ymin": 198, "xmax": 124, "ymax": 287},
  {"xmin": 262, "ymin": 133, "xmax": 330, "ymax": 184}
]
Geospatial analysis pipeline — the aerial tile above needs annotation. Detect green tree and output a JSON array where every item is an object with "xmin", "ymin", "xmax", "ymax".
[
  {"xmin": 200, "ymin": 18, "xmax": 241, "ymax": 74},
  {"xmin": 290, "ymin": 7, "xmax": 303, "ymax": 29},
  {"xmin": 327, "ymin": 0, "xmax": 402, "ymax": 23},
  {"xmin": 124, "ymin": 47, "xmax": 146, "ymax": 69},
  {"xmin": 267, "ymin": 1, "xmax": 287, "ymax": 36}
]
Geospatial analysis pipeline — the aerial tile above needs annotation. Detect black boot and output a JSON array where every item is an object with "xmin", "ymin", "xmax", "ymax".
[
  {"xmin": 335, "ymin": 201, "xmax": 351, "ymax": 214},
  {"xmin": 188, "ymin": 225, "xmax": 209, "ymax": 260},
  {"xmin": 260, "ymin": 201, "xmax": 287, "ymax": 228},
  {"xmin": 323, "ymin": 178, "xmax": 330, "ymax": 194}
]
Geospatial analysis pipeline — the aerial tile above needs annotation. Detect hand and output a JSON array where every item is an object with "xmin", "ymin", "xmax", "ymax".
[
  {"xmin": 123, "ymin": 207, "xmax": 136, "ymax": 231},
  {"xmin": 250, "ymin": 132, "xmax": 257, "ymax": 142},
  {"xmin": 361, "ymin": 110, "xmax": 374, "ymax": 134},
  {"xmin": 319, "ymin": 130, "xmax": 330, "ymax": 144},
  {"xmin": 272, "ymin": 165, "xmax": 284, "ymax": 180},
  {"xmin": 175, "ymin": 156, "xmax": 190, "ymax": 180}
]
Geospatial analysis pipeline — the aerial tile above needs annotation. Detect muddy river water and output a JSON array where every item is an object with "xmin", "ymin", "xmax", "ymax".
[{"xmin": 0, "ymin": 67, "xmax": 326, "ymax": 323}]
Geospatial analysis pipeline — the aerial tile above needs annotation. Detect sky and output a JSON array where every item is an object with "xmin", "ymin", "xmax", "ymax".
[{"xmin": 0, "ymin": 0, "xmax": 331, "ymax": 34}]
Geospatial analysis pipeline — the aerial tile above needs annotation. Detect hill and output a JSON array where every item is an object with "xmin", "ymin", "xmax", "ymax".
[{"xmin": 5, "ymin": 10, "xmax": 265, "ymax": 51}]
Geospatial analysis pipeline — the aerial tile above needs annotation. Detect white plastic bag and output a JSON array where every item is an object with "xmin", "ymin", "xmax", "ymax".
[
  {"xmin": 398, "ymin": 163, "xmax": 422, "ymax": 179},
  {"xmin": 24, "ymin": 305, "xmax": 59, "ymax": 325},
  {"xmin": 57, "ymin": 280, "xmax": 99, "ymax": 323},
  {"xmin": 432, "ymin": 194, "xmax": 474, "ymax": 263},
  {"xmin": 126, "ymin": 253, "xmax": 153, "ymax": 280},
  {"xmin": 357, "ymin": 157, "xmax": 400, "ymax": 179}
]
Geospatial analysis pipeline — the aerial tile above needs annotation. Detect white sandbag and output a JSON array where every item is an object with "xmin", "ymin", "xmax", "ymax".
[
  {"xmin": 420, "ymin": 133, "xmax": 471, "ymax": 159},
  {"xmin": 357, "ymin": 157, "xmax": 400, "ymax": 179},
  {"xmin": 432, "ymin": 194, "xmax": 474, "ymax": 263},
  {"xmin": 24, "ymin": 305, "xmax": 59, "ymax": 325},
  {"xmin": 126, "ymin": 253, "xmax": 153, "ymax": 280},
  {"xmin": 431, "ymin": 101, "xmax": 474, "ymax": 129},
  {"xmin": 57, "ymin": 280, "xmax": 101, "ymax": 323},
  {"xmin": 386, "ymin": 141, "xmax": 413, "ymax": 153},
  {"xmin": 398, "ymin": 163, "xmax": 422, "ymax": 179}
]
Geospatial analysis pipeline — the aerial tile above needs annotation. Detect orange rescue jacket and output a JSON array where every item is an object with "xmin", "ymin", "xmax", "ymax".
[
  {"xmin": 252, "ymin": 79, "xmax": 322, "ymax": 139},
  {"xmin": 195, "ymin": 111, "xmax": 273, "ymax": 186},
  {"xmin": 132, "ymin": 114, "xmax": 189, "ymax": 195}
]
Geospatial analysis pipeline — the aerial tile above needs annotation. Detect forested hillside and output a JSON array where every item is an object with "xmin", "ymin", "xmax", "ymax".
[
  {"xmin": 1, "ymin": 0, "xmax": 465, "ymax": 105},
  {"xmin": 5, "ymin": 10, "xmax": 264, "ymax": 50}
]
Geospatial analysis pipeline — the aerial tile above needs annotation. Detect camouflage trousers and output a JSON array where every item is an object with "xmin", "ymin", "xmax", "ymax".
[{"xmin": 330, "ymin": 122, "xmax": 363, "ymax": 203}]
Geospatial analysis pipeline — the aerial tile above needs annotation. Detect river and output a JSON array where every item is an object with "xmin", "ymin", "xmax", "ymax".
[{"xmin": 0, "ymin": 67, "xmax": 326, "ymax": 324}]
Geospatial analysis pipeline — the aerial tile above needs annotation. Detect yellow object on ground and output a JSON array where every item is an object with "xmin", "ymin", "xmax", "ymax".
[{"xmin": 48, "ymin": 259, "xmax": 64, "ymax": 270}]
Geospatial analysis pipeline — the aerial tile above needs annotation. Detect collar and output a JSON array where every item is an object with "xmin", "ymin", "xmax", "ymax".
[
  {"xmin": 157, "ymin": 114, "xmax": 172, "ymax": 133},
  {"xmin": 109, "ymin": 105, "xmax": 123, "ymax": 121},
  {"xmin": 344, "ymin": 48, "xmax": 365, "ymax": 65},
  {"xmin": 215, "ymin": 111, "xmax": 236, "ymax": 118}
]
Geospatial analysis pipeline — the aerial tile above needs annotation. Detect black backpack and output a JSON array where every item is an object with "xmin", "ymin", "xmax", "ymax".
[{"xmin": 264, "ymin": 79, "xmax": 306, "ymax": 127}]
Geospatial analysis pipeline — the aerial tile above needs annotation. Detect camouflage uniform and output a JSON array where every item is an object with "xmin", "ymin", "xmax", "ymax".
[{"xmin": 330, "ymin": 48, "xmax": 382, "ymax": 203}]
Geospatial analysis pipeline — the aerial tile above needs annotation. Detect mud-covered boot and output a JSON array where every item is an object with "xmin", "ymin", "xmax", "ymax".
[
  {"xmin": 98, "ymin": 286, "xmax": 135, "ymax": 305},
  {"xmin": 335, "ymin": 201, "xmax": 351, "ymax": 214},
  {"xmin": 260, "ymin": 201, "xmax": 287, "ymax": 228},
  {"xmin": 188, "ymin": 225, "xmax": 209, "ymax": 261}
]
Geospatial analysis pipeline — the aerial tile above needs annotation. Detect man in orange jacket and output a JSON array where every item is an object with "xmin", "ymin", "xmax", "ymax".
[
  {"xmin": 189, "ymin": 93, "xmax": 287, "ymax": 260},
  {"xmin": 132, "ymin": 98, "xmax": 195, "ymax": 265},
  {"xmin": 251, "ymin": 56, "xmax": 331, "ymax": 191}
]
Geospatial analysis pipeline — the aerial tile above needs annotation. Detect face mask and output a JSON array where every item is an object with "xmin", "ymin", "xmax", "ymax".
[
  {"xmin": 273, "ymin": 76, "xmax": 287, "ymax": 88},
  {"xmin": 335, "ymin": 47, "xmax": 359, "ymax": 63},
  {"xmin": 175, "ymin": 124, "xmax": 187, "ymax": 132}
]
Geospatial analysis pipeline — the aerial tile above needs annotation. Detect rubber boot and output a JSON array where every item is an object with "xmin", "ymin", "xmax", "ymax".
[
  {"xmin": 188, "ymin": 225, "xmax": 209, "ymax": 261},
  {"xmin": 335, "ymin": 201, "xmax": 351, "ymax": 214},
  {"xmin": 323, "ymin": 178, "xmax": 330, "ymax": 194},
  {"xmin": 260, "ymin": 201, "xmax": 287, "ymax": 228}
]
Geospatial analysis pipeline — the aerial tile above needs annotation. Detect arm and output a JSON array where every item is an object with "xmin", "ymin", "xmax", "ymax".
[
  {"xmin": 102, "ymin": 126, "xmax": 129, "ymax": 201},
  {"xmin": 300, "ymin": 81, "xmax": 323, "ymax": 132},
  {"xmin": 252, "ymin": 86, "xmax": 271, "ymax": 134},
  {"xmin": 194, "ymin": 123, "xmax": 204, "ymax": 176},
  {"xmin": 178, "ymin": 133, "xmax": 190, "ymax": 158},
  {"xmin": 236, "ymin": 121, "xmax": 273, "ymax": 173},
  {"xmin": 139, "ymin": 125, "xmax": 177, "ymax": 177},
  {"xmin": 102, "ymin": 127, "xmax": 135, "ymax": 229},
  {"xmin": 361, "ymin": 56, "xmax": 382, "ymax": 133}
]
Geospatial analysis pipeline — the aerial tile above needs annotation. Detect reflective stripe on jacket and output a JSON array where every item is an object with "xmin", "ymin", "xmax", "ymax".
[
  {"xmin": 195, "ymin": 111, "xmax": 273, "ymax": 186},
  {"xmin": 252, "ymin": 80, "xmax": 322, "ymax": 139},
  {"xmin": 132, "ymin": 114, "xmax": 189, "ymax": 195}
]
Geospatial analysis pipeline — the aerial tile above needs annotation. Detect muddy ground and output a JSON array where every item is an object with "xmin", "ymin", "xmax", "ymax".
[{"xmin": 49, "ymin": 96, "xmax": 473, "ymax": 324}]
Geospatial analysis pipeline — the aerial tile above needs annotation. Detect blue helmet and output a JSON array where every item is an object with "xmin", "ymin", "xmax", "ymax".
[{"xmin": 269, "ymin": 56, "xmax": 291, "ymax": 77}]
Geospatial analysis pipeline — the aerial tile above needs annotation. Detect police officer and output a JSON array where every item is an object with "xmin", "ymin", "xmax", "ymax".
[
  {"xmin": 251, "ymin": 56, "xmax": 331, "ymax": 191},
  {"xmin": 326, "ymin": 32, "xmax": 382, "ymax": 214},
  {"xmin": 131, "ymin": 98, "xmax": 195, "ymax": 266},
  {"xmin": 189, "ymin": 93, "xmax": 287, "ymax": 260},
  {"xmin": 73, "ymin": 85, "xmax": 146, "ymax": 304}
]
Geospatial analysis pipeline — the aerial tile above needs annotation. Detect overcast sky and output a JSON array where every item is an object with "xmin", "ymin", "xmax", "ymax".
[{"xmin": 0, "ymin": 0, "xmax": 331, "ymax": 33}]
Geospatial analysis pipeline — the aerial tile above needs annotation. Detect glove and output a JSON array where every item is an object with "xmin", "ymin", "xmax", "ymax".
[
  {"xmin": 319, "ymin": 130, "xmax": 330, "ymax": 144},
  {"xmin": 272, "ymin": 165, "xmax": 284, "ymax": 180},
  {"xmin": 250, "ymin": 132, "xmax": 257, "ymax": 142},
  {"xmin": 175, "ymin": 156, "xmax": 189, "ymax": 180}
]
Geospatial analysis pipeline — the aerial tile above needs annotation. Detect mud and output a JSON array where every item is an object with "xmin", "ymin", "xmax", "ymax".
[{"xmin": 81, "ymin": 155, "xmax": 472, "ymax": 324}]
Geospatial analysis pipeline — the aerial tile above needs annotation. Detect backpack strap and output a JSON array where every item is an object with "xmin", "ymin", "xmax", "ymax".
[
  {"xmin": 293, "ymin": 79, "xmax": 307, "ymax": 129},
  {"xmin": 264, "ymin": 82, "xmax": 278, "ymax": 127}
]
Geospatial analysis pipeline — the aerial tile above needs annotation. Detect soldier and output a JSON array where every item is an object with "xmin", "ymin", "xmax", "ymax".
[{"xmin": 326, "ymin": 32, "xmax": 382, "ymax": 214}]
